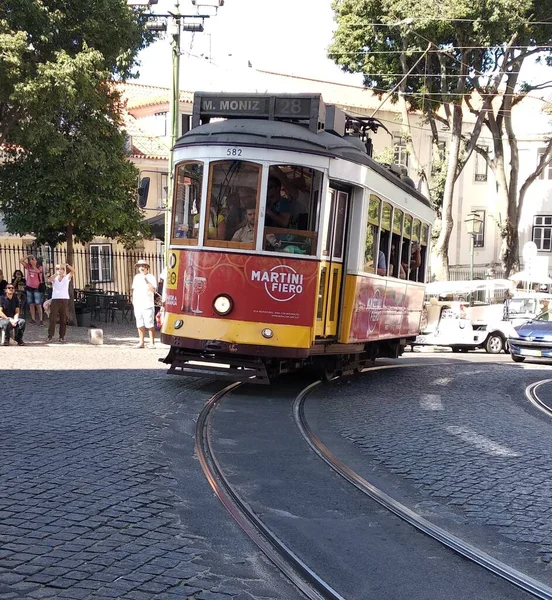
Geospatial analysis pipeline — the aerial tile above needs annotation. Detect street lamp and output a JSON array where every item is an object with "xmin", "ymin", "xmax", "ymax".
[{"xmin": 464, "ymin": 211, "xmax": 483, "ymax": 303}]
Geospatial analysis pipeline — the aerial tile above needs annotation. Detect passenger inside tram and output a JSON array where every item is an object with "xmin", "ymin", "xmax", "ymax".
[
  {"xmin": 263, "ymin": 165, "xmax": 319, "ymax": 255},
  {"xmin": 231, "ymin": 207, "xmax": 256, "ymax": 243},
  {"xmin": 265, "ymin": 175, "xmax": 291, "ymax": 228}
]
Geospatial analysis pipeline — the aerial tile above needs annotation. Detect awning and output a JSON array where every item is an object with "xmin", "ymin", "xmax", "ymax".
[
  {"xmin": 509, "ymin": 271, "xmax": 552, "ymax": 284},
  {"xmin": 144, "ymin": 214, "xmax": 165, "ymax": 241}
]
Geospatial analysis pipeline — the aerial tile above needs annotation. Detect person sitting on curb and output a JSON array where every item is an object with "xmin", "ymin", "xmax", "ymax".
[{"xmin": 0, "ymin": 284, "xmax": 26, "ymax": 346}]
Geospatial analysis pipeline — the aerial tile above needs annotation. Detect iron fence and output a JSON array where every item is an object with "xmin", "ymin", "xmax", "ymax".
[
  {"xmin": 448, "ymin": 267, "xmax": 506, "ymax": 281},
  {"xmin": 0, "ymin": 243, "xmax": 164, "ymax": 296}
]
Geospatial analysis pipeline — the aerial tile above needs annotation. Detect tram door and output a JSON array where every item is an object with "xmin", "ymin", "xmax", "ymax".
[{"xmin": 316, "ymin": 187, "xmax": 349, "ymax": 338}]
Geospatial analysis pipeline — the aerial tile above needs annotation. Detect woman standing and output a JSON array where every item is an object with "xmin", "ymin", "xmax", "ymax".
[
  {"xmin": 47, "ymin": 263, "xmax": 75, "ymax": 343},
  {"xmin": 20, "ymin": 255, "xmax": 44, "ymax": 325}
]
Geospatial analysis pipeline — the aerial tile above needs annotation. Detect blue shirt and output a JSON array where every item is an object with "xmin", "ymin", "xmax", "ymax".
[{"xmin": 265, "ymin": 197, "xmax": 291, "ymax": 227}]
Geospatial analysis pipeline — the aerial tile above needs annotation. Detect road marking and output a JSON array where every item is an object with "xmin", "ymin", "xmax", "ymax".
[
  {"xmin": 420, "ymin": 394, "xmax": 443, "ymax": 410},
  {"xmin": 446, "ymin": 426, "xmax": 520, "ymax": 457}
]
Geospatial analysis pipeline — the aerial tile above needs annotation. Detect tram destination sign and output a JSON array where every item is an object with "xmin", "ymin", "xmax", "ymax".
[{"xmin": 192, "ymin": 92, "xmax": 326, "ymax": 132}]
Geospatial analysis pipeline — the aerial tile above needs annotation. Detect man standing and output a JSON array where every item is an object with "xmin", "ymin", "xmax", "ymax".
[
  {"xmin": 131, "ymin": 259, "xmax": 157, "ymax": 349},
  {"xmin": 0, "ymin": 284, "xmax": 26, "ymax": 346}
]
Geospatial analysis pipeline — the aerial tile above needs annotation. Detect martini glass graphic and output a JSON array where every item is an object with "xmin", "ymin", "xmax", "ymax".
[{"xmin": 192, "ymin": 277, "xmax": 207, "ymax": 314}]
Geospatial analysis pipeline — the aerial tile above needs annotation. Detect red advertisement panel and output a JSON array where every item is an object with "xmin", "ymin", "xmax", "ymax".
[
  {"xmin": 166, "ymin": 250, "xmax": 319, "ymax": 327},
  {"xmin": 349, "ymin": 275, "xmax": 424, "ymax": 342}
]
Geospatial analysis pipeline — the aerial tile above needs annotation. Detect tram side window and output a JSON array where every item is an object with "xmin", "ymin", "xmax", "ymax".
[
  {"xmin": 263, "ymin": 165, "xmax": 321, "ymax": 256},
  {"xmin": 206, "ymin": 161, "xmax": 261, "ymax": 248},
  {"xmin": 387, "ymin": 207, "xmax": 402, "ymax": 278},
  {"xmin": 364, "ymin": 194, "xmax": 385, "ymax": 274},
  {"xmin": 171, "ymin": 162, "xmax": 203, "ymax": 244}
]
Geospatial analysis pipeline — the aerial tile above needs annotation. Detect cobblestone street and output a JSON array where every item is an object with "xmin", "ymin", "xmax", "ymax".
[
  {"xmin": 309, "ymin": 359, "xmax": 552, "ymax": 586},
  {"xmin": 0, "ymin": 321, "xmax": 298, "ymax": 600}
]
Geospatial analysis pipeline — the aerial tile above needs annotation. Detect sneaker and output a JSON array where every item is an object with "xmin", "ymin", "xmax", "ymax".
[
  {"xmin": 59, "ymin": 338, "xmax": 66, "ymax": 344},
  {"xmin": 30, "ymin": 319, "xmax": 36, "ymax": 325},
  {"xmin": 39, "ymin": 321, "xmax": 44, "ymax": 327},
  {"xmin": 47, "ymin": 337, "xmax": 53, "ymax": 343},
  {"xmin": 147, "ymin": 344, "xmax": 156, "ymax": 349},
  {"xmin": 134, "ymin": 343, "xmax": 145, "ymax": 349},
  {"xmin": 17, "ymin": 341, "xmax": 25, "ymax": 346},
  {"xmin": 2, "ymin": 342, "xmax": 9, "ymax": 347}
]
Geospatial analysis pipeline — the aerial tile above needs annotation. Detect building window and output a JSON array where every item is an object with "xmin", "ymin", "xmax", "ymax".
[
  {"xmin": 537, "ymin": 149, "xmax": 552, "ymax": 180},
  {"xmin": 393, "ymin": 134, "xmax": 409, "ymax": 169},
  {"xmin": 181, "ymin": 114, "xmax": 191, "ymax": 136},
  {"xmin": 90, "ymin": 244, "xmax": 113, "ymax": 282},
  {"xmin": 473, "ymin": 210, "xmax": 485, "ymax": 248},
  {"xmin": 533, "ymin": 216, "xmax": 552, "ymax": 251},
  {"xmin": 474, "ymin": 147, "xmax": 488, "ymax": 182}
]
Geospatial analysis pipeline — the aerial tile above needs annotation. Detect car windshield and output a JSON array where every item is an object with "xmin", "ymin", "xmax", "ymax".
[
  {"xmin": 509, "ymin": 299, "xmax": 538, "ymax": 315},
  {"xmin": 535, "ymin": 309, "xmax": 552, "ymax": 322}
]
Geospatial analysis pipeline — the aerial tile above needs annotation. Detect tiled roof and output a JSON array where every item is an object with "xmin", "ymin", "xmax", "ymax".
[
  {"xmin": 119, "ymin": 82, "xmax": 193, "ymax": 109},
  {"xmin": 123, "ymin": 114, "xmax": 169, "ymax": 160}
]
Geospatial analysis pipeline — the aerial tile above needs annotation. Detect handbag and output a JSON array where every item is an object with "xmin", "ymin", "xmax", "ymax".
[
  {"xmin": 154, "ymin": 292, "xmax": 162, "ymax": 307},
  {"xmin": 155, "ymin": 307, "xmax": 165, "ymax": 329}
]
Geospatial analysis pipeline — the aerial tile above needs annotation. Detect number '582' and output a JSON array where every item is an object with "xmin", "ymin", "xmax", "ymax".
[{"xmin": 226, "ymin": 148, "xmax": 242, "ymax": 156}]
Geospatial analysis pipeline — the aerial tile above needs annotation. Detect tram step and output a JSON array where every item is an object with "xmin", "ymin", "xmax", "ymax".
[{"xmin": 163, "ymin": 351, "xmax": 270, "ymax": 384}]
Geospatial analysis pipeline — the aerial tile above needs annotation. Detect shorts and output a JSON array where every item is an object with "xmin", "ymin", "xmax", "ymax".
[
  {"xmin": 26, "ymin": 289, "xmax": 42, "ymax": 305},
  {"xmin": 135, "ymin": 307, "xmax": 155, "ymax": 329}
]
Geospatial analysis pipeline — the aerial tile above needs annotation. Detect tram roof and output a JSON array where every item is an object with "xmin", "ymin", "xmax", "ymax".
[{"xmin": 174, "ymin": 119, "xmax": 432, "ymax": 208}]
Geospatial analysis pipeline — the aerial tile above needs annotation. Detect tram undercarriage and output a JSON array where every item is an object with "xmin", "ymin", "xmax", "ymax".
[{"xmin": 161, "ymin": 337, "xmax": 412, "ymax": 384}]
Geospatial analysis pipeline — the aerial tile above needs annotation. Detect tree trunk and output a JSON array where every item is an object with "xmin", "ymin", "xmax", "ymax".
[{"xmin": 433, "ymin": 104, "xmax": 463, "ymax": 280}]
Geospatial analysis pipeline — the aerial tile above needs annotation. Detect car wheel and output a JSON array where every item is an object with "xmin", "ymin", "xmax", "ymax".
[
  {"xmin": 485, "ymin": 333, "xmax": 504, "ymax": 354},
  {"xmin": 511, "ymin": 354, "xmax": 525, "ymax": 363},
  {"xmin": 451, "ymin": 346, "xmax": 461, "ymax": 353}
]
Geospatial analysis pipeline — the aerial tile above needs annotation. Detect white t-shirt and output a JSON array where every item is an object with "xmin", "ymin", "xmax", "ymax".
[
  {"xmin": 51, "ymin": 274, "xmax": 72, "ymax": 300},
  {"xmin": 132, "ymin": 273, "xmax": 157, "ymax": 310}
]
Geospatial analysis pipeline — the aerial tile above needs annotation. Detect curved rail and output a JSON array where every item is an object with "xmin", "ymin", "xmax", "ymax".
[
  {"xmin": 526, "ymin": 380, "xmax": 552, "ymax": 417},
  {"xmin": 195, "ymin": 382, "xmax": 346, "ymax": 600},
  {"xmin": 294, "ymin": 372, "xmax": 552, "ymax": 600}
]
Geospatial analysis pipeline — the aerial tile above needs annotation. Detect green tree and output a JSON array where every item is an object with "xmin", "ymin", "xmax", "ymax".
[
  {"xmin": 0, "ymin": 0, "xmax": 151, "ymax": 260},
  {"xmin": 329, "ymin": 0, "xmax": 552, "ymax": 278}
]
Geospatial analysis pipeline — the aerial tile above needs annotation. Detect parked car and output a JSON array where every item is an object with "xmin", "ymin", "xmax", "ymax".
[
  {"xmin": 509, "ymin": 309, "xmax": 552, "ymax": 362},
  {"xmin": 413, "ymin": 279, "xmax": 514, "ymax": 354}
]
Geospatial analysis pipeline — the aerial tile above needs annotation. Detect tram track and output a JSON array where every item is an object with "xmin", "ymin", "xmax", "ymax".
[
  {"xmin": 526, "ymin": 379, "xmax": 552, "ymax": 417},
  {"xmin": 195, "ymin": 380, "xmax": 345, "ymax": 600},
  {"xmin": 196, "ymin": 365, "xmax": 552, "ymax": 600}
]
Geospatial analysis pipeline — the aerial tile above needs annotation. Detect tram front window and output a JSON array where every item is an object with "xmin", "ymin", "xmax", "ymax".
[
  {"xmin": 263, "ymin": 165, "xmax": 321, "ymax": 255},
  {"xmin": 171, "ymin": 162, "xmax": 203, "ymax": 244},
  {"xmin": 205, "ymin": 160, "xmax": 261, "ymax": 248}
]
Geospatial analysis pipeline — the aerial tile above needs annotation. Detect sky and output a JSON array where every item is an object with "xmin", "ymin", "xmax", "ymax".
[{"xmin": 134, "ymin": 0, "xmax": 364, "ymax": 88}]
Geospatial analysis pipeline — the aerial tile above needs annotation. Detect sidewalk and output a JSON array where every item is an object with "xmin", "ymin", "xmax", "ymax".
[{"xmin": 5, "ymin": 316, "xmax": 158, "ymax": 348}]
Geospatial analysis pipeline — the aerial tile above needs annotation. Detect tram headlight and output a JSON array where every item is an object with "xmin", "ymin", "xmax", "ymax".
[
  {"xmin": 213, "ymin": 294, "xmax": 233, "ymax": 316},
  {"xmin": 261, "ymin": 328, "xmax": 273, "ymax": 339},
  {"xmin": 174, "ymin": 319, "xmax": 184, "ymax": 329}
]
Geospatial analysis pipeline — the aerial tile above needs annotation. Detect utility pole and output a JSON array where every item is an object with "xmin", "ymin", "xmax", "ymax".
[
  {"xmin": 166, "ymin": 0, "xmax": 182, "ymax": 265},
  {"xmin": 129, "ymin": 0, "xmax": 224, "ymax": 263}
]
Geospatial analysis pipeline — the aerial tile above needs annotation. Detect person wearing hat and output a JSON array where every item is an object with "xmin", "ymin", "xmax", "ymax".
[{"xmin": 131, "ymin": 259, "xmax": 157, "ymax": 349}]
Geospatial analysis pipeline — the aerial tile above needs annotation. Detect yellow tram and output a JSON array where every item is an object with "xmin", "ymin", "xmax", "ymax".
[{"xmin": 160, "ymin": 92, "xmax": 435, "ymax": 382}]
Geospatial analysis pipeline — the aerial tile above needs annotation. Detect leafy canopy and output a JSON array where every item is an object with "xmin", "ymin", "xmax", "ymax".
[{"xmin": 0, "ymin": 0, "xmax": 151, "ymax": 247}]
